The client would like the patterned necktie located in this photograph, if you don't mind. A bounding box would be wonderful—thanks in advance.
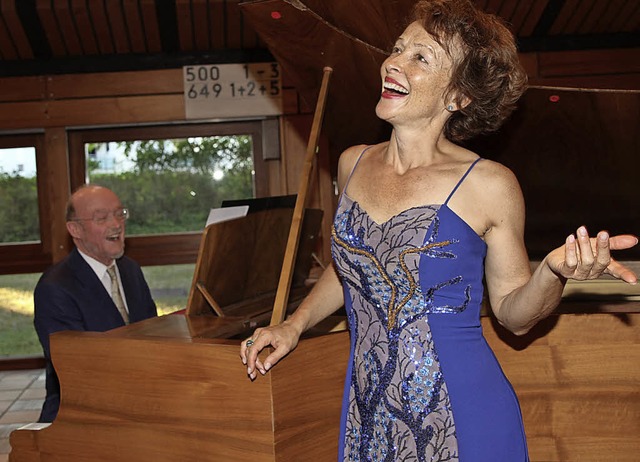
[107,265,129,324]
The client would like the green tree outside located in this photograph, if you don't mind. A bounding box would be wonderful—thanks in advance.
[0,134,255,241]
[0,172,39,243]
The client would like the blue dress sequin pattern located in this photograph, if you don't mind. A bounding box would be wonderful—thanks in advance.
[331,154,529,462]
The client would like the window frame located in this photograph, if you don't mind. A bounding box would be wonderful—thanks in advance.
[67,121,271,266]
[0,133,51,274]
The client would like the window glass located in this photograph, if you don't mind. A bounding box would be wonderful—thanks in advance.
[0,147,40,243]
[141,263,195,315]
[0,272,41,357]
[85,135,255,234]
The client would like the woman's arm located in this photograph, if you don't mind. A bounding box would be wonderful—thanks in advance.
[482,164,637,335]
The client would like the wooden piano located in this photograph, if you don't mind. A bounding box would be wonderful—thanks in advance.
[9,205,351,462]
[8,209,640,461]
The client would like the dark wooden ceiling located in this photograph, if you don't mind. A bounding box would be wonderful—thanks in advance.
[1,0,638,78]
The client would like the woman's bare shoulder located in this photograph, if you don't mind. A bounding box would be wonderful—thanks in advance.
[473,158,521,193]
[337,143,383,181]
[339,143,380,162]
[470,158,525,231]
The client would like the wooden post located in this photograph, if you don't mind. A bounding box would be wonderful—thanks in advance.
[270,67,333,326]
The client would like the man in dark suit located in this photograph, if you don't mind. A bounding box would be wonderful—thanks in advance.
[34,185,157,422]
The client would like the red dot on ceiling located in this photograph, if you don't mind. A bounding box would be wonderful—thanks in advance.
[549,95,560,103]
[271,11,282,19]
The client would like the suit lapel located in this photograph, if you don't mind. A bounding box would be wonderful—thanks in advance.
[68,249,107,295]
[69,248,125,326]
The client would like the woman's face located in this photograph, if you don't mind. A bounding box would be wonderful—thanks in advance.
[375,21,457,126]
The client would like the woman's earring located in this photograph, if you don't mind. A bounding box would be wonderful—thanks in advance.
[447,104,454,112]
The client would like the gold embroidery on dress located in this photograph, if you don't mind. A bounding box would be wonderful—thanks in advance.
[332,225,452,329]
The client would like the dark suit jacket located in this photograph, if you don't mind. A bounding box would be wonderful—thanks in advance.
[33,248,157,422]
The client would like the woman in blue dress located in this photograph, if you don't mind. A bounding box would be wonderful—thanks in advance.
[241,1,638,460]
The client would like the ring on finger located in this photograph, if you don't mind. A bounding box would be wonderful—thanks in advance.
[245,339,254,348]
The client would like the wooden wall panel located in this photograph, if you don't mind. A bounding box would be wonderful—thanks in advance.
[46,69,183,99]
[528,73,640,90]
[489,343,559,387]
[537,48,640,78]
[0,76,45,103]
[520,48,640,90]
[47,95,184,128]
[551,391,639,436]
[0,101,47,129]
[280,115,309,194]
[484,312,640,462]
[0,96,184,129]
[558,437,639,462]
[526,436,561,462]
[555,345,639,385]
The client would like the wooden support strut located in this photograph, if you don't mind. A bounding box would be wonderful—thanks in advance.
[270,66,333,326]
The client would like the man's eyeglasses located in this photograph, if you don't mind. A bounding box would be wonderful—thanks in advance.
[71,208,129,225]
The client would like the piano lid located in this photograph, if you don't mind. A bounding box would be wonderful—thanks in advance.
[186,204,323,318]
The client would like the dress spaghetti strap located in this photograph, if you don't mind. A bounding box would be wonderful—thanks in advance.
[444,157,483,206]
[342,146,373,196]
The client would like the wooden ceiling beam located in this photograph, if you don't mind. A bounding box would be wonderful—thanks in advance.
[192,0,210,50]
[518,0,550,37]
[123,0,147,53]
[140,0,162,53]
[209,0,226,49]
[0,13,18,60]
[36,0,66,56]
[1,0,33,59]
[87,0,114,54]
[105,0,131,53]
[53,0,83,55]
[176,0,194,51]
[71,0,99,55]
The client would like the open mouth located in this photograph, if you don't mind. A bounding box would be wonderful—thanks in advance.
[383,80,409,95]
[106,233,121,242]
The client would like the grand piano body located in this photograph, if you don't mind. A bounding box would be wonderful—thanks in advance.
[9,205,352,462]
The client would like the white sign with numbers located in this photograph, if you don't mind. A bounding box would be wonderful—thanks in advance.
[183,62,282,119]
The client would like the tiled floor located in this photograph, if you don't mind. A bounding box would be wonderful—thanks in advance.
[0,369,45,462]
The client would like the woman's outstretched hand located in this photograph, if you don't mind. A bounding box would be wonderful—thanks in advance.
[240,321,302,380]
[546,226,637,284]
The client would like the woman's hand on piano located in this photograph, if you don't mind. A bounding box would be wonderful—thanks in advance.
[241,319,303,380]
[241,263,346,379]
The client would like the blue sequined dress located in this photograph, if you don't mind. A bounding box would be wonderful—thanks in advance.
[331,151,529,461]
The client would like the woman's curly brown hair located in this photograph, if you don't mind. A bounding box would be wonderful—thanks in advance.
[411,0,528,141]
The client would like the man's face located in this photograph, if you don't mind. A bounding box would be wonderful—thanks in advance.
[66,187,126,266]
